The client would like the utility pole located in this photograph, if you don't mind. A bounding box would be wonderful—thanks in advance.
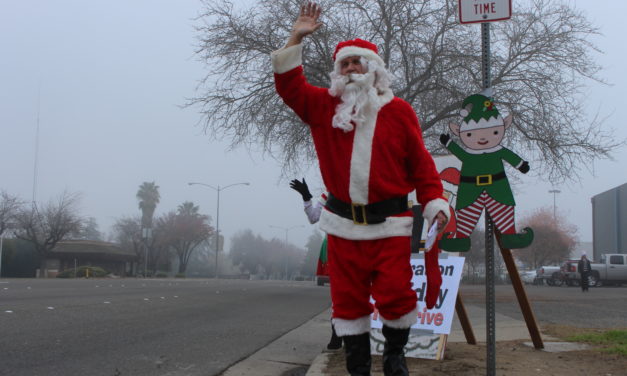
[549,189,561,221]
[189,182,250,278]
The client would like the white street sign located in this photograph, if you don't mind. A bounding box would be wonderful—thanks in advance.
[459,0,512,24]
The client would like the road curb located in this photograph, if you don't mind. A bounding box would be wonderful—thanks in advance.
[304,352,331,376]
[221,308,332,376]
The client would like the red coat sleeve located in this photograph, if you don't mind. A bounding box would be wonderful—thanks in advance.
[274,67,334,127]
[402,101,446,208]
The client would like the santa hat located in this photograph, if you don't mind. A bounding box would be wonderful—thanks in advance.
[459,88,505,132]
[333,38,385,71]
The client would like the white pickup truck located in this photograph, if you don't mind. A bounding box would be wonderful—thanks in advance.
[562,254,627,286]
[588,254,627,286]
[535,265,561,286]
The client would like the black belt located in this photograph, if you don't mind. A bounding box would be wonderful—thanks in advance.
[459,171,506,186]
[325,193,409,225]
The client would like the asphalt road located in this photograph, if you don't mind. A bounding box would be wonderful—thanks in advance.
[459,284,627,329]
[0,278,331,376]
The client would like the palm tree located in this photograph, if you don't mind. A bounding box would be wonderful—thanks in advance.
[136,182,160,229]
[177,201,199,217]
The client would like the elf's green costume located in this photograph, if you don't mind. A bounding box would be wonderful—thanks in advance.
[439,91,533,252]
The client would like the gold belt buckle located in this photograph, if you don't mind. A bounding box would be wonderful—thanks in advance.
[476,174,492,186]
[351,203,368,225]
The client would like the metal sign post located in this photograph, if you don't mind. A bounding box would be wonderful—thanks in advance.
[458,5,543,374]
[481,19,497,376]
[458,0,511,372]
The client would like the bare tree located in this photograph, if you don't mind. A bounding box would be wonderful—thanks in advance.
[191,0,621,180]
[70,216,103,241]
[0,191,23,236]
[169,202,213,274]
[230,229,263,275]
[149,212,176,274]
[229,228,305,279]
[13,191,82,272]
[514,207,577,269]
[112,216,143,259]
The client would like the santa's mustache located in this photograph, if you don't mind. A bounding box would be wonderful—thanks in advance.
[329,71,375,97]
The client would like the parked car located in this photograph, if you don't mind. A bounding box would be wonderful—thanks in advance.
[316,275,330,286]
[552,260,581,287]
[535,265,560,285]
[519,270,538,285]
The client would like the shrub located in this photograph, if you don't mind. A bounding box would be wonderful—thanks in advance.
[155,272,168,278]
[77,266,107,278]
[56,269,76,278]
[57,266,107,278]
[175,273,186,278]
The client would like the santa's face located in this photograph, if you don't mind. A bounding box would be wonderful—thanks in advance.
[339,56,366,75]
[460,125,506,150]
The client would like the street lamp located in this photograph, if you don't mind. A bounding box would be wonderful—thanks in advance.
[189,181,250,278]
[269,224,304,280]
[548,189,561,221]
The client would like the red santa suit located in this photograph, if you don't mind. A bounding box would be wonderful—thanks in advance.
[271,40,449,336]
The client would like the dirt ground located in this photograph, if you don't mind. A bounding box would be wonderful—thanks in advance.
[323,325,626,375]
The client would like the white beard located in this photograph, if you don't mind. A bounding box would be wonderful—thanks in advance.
[329,71,381,133]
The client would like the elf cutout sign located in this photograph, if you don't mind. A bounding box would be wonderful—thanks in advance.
[438,88,533,252]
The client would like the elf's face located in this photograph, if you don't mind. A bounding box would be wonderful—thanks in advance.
[460,125,506,150]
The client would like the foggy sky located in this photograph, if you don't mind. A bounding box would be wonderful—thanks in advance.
[1,0,626,254]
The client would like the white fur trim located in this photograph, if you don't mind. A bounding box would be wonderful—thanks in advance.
[304,200,322,224]
[378,89,394,107]
[459,116,503,132]
[271,44,303,74]
[348,108,377,203]
[515,160,524,169]
[319,210,413,240]
[422,198,450,227]
[333,315,371,336]
[379,306,418,329]
[334,46,385,70]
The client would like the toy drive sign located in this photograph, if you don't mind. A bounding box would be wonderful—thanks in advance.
[371,256,465,335]
[459,0,512,24]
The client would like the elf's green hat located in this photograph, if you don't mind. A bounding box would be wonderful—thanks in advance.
[459,88,504,132]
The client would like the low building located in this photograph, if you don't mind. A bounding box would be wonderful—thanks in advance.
[44,240,138,277]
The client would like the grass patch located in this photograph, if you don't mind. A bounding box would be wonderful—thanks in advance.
[566,330,627,356]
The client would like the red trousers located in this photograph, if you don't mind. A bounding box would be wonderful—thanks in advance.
[327,235,417,323]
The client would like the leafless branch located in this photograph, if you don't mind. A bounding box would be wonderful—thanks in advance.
[189,0,623,182]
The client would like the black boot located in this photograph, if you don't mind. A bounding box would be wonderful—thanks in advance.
[382,325,410,376]
[343,332,371,376]
[327,324,343,350]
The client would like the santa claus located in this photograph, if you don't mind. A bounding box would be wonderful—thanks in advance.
[271,2,449,375]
